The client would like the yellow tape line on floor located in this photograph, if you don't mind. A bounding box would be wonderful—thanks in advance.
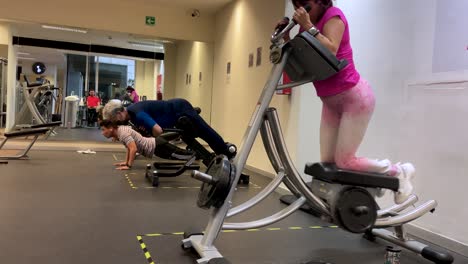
[140,225,339,237]
[136,225,339,263]
[125,174,138,190]
[136,236,155,264]
[124,174,261,190]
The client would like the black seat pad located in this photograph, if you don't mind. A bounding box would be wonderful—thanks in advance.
[28,122,62,129]
[159,131,181,141]
[4,128,50,138]
[305,162,399,191]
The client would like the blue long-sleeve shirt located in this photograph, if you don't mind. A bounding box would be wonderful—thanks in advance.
[127,99,191,133]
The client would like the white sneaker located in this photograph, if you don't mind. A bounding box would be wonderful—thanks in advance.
[394,163,415,204]
[375,159,392,198]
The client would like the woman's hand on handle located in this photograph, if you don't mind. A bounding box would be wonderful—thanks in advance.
[293,7,314,32]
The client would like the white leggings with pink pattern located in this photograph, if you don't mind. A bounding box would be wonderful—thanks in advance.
[320,78,398,176]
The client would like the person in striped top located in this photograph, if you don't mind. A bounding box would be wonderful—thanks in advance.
[100,120,156,170]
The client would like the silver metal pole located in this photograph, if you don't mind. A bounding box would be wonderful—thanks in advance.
[260,119,301,196]
[394,225,407,240]
[199,51,291,248]
[223,196,306,230]
[16,134,40,159]
[375,200,437,227]
[192,171,215,184]
[14,86,30,125]
[0,61,5,127]
[94,56,99,93]
[266,108,330,215]
[26,88,46,124]
[227,170,285,218]
[372,229,426,253]
[85,55,89,93]
[276,80,310,90]
[271,22,296,43]
[0,138,7,149]
[260,119,283,173]
[377,194,418,217]
[0,134,40,160]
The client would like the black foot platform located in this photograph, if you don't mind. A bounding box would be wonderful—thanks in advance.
[280,195,322,217]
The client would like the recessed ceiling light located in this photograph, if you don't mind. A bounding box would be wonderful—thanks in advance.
[17,52,31,56]
[18,57,37,61]
[128,41,164,49]
[42,25,88,34]
[155,39,173,44]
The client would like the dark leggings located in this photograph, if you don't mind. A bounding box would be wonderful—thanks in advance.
[154,136,192,159]
[172,99,229,156]
[87,108,97,125]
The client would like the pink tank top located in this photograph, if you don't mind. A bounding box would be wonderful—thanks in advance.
[311,7,360,97]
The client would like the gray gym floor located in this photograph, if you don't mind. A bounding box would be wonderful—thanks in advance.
[0,150,466,264]
[46,127,108,142]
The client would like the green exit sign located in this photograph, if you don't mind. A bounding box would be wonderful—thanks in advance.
[145,16,156,26]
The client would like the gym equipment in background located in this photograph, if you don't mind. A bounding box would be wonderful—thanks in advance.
[0,122,61,159]
[0,58,7,128]
[14,75,60,128]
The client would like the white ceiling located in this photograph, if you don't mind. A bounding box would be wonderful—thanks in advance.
[12,21,173,65]
[10,0,235,64]
[13,22,173,66]
[13,22,170,50]
[17,46,66,66]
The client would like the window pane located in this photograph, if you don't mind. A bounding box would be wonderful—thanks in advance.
[96,56,135,105]
[66,54,87,97]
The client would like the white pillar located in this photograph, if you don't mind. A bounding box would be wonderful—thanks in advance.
[5,25,17,131]
[160,60,165,95]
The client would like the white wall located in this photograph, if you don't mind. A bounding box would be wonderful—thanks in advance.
[0,45,7,58]
[431,0,468,73]
[397,0,468,249]
[154,59,163,100]
[135,60,156,100]
[0,23,8,45]
[212,0,297,174]
[0,23,8,58]
[163,45,177,100]
[5,25,17,131]
[174,41,214,122]
[291,0,468,250]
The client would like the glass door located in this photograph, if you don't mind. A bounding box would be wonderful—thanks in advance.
[92,56,135,105]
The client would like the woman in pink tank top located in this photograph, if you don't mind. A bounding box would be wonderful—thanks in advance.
[288,0,414,204]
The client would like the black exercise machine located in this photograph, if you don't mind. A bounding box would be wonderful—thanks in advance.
[144,109,249,187]
[0,122,62,160]
[0,128,50,160]
[15,121,62,139]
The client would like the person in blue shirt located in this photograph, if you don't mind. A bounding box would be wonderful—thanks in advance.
[103,98,233,159]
